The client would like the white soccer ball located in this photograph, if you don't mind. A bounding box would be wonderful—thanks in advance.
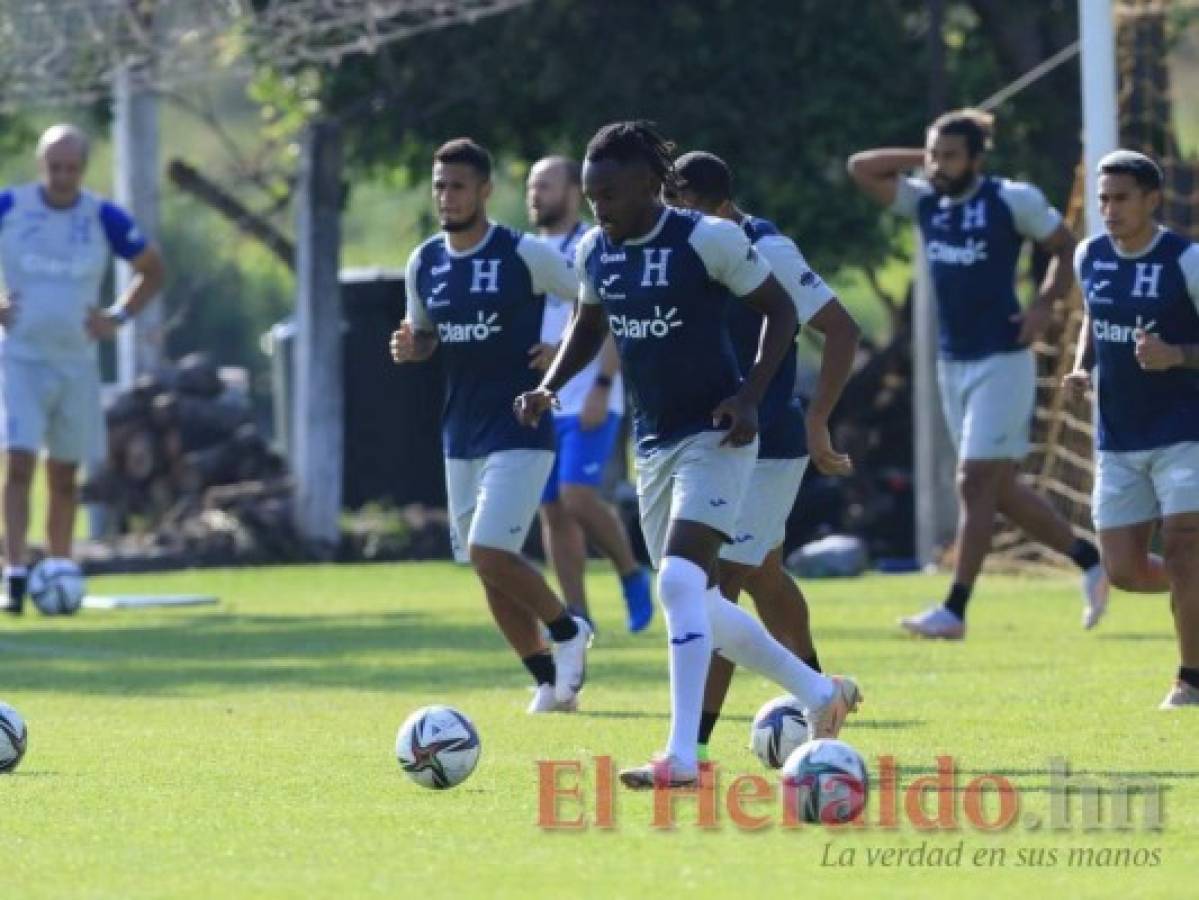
[29,558,86,616]
[750,694,809,769]
[395,705,481,789]
[0,702,28,774]
[781,738,869,825]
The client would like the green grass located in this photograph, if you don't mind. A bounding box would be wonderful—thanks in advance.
[0,564,1195,899]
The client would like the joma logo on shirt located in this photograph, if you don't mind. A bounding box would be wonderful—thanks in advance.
[1093,315,1156,344]
[437,311,502,343]
[926,238,988,266]
[609,306,682,339]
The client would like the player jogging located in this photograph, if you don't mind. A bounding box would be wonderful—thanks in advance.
[848,108,1108,638]
[525,155,653,633]
[1065,150,1199,709]
[516,122,861,789]
[392,139,590,714]
[666,150,861,760]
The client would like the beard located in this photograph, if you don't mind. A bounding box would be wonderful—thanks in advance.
[931,170,976,198]
[441,210,482,233]
[531,202,568,230]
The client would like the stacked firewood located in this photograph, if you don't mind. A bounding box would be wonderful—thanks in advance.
[83,353,288,534]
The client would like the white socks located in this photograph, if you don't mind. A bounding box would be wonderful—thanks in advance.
[704,585,834,709]
[656,556,712,770]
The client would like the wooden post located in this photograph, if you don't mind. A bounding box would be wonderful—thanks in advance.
[292,119,344,553]
[912,232,958,567]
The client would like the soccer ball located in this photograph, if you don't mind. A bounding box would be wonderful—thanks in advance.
[395,705,481,789]
[749,694,808,769]
[29,558,86,616]
[781,738,869,825]
[0,702,28,774]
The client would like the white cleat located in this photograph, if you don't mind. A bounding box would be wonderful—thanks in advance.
[1082,564,1110,630]
[552,616,593,704]
[806,676,863,741]
[526,683,578,714]
[1159,681,1199,710]
[899,605,965,640]
[618,753,699,791]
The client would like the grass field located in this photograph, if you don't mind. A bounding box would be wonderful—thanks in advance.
[0,563,1195,899]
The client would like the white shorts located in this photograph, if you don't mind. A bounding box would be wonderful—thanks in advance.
[636,429,758,569]
[937,349,1035,461]
[1,355,102,464]
[720,456,809,567]
[445,449,555,562]
[1093,443,1199,530]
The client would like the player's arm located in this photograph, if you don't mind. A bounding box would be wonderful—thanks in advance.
[392,251,438,364]
[804,300,860,476]
[846,148,926,208]
[90,202,165,339]
[580,334,621,429]
[721,274,797,447]
[515,299,608,427]
[1134,245,1199,371]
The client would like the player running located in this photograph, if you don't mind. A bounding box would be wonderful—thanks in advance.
[666,151,861,759]
[392,139,590,714]
[515,122,861,789]
[1065,150,1199,709]
[525,155,653,633]
[848,108,1109,638]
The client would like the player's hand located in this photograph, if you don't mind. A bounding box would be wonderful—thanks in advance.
[85,306,118,341]
[514,387,559,428]
[391,322,435,364]
[1062,368,1092,401]
[579,384,609,430]
[712,393,758,447]
[1135,331,1183,371]
[527,342,559,372]
[0,292,17,328]
[805,416,853,476]
[1012,302,1051,347]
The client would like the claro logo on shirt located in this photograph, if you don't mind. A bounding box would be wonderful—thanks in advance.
[18,252,95,278]
[438,311,502,343]
[925,238,988,266]
[1093,315,1156,344]
[609,306,683,339]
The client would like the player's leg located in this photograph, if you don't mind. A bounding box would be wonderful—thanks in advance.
[1093,448,1169,593]
[43,359,102,560]
[481,578,570,713]
[44,459,78,559]
[1,357,51,613]
[466,450,590,703]
[558,413,652,632]
[1150,444,1199,708]
[696,559,752,760]
[744,548,820,666]
[538,451,591,623]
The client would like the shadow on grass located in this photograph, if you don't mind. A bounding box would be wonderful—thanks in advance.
[0,611,679,697]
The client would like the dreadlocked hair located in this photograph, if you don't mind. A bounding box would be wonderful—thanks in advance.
[585,120,679,191]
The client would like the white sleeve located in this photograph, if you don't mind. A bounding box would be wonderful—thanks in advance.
[754,235,835,324]
[517,234,577,300]
[1180,243,1199,316]
[1000,180,1063,242]
[404,248,433,332]
[1072,240,1089,285]
[890,176,932,219]
[574,228,603,306]
[689,217,772,298]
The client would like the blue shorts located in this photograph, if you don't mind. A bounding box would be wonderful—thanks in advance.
[542,413,622,504]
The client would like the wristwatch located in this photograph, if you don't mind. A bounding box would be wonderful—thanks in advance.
[595,374,614,389]
[110,306,132,326]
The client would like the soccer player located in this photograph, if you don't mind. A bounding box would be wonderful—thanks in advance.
[391,138,591,714]
[666,151,861,759]
[1065,150,1199,709]
[848,108,1109,638]
[1,124,164,613]
[525,156,653,633]
[515,122,861,789]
